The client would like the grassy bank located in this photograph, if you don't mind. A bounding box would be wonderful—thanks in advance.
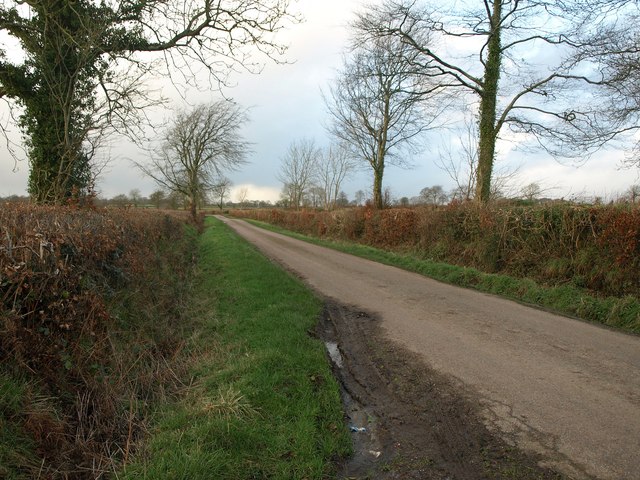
[240,219,640,335]
[121,217,350,479]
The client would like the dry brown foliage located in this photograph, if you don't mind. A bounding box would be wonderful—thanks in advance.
[1,204,196,478]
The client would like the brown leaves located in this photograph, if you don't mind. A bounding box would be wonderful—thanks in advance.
[1,205,186,342]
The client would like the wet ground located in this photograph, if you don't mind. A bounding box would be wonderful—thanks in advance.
[319,302,568,480]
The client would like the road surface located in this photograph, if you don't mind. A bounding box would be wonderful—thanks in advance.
[217,216,640,480]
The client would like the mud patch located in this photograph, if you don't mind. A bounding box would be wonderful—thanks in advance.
[319,301,566,480]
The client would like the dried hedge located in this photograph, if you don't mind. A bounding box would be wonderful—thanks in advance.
[1,204,196,479]
[231,203,640,298]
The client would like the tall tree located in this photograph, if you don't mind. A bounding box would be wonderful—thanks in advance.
[236,186,249,208]
[149,189,166,208]
[277,138,320,210]
[129,188,142,207]
[0,0,293,203]
[360,0,612,203]
[325,7,443,209]
[419,185,448,205]
[137,100,248,221]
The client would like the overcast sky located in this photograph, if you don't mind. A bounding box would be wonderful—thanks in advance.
[1,0,639,203]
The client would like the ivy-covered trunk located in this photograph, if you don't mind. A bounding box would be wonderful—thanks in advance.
[2,0,97,204]
[372,165,384,209]
[475,0,503,204]
[24,95,91,204]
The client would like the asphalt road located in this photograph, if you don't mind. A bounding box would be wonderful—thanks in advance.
[217,216,640,480]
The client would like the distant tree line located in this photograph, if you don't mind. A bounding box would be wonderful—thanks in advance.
[89,189,275,210]
[3,182,639,208]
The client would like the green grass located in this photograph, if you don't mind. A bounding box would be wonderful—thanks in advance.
[0,372,39,480]
[243,219,640,335]
[122,217,351,479]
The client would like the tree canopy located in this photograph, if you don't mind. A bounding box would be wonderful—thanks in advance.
[357,0,624,203]
[0,0,293,203]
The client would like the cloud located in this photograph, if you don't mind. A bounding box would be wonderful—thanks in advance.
[513,151,639,200]
[230,184,281,203]
[0,159,28,196]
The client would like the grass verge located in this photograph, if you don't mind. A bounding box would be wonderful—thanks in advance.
[242,219,640,335]
[121,216,350,479]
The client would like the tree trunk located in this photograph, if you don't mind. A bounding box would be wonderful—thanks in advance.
[189,196,197,222]
[372,166,384,209]
[475,0,503,204]
[19,1,95,204]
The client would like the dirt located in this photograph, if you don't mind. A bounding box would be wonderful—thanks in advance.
[318,302,565,480]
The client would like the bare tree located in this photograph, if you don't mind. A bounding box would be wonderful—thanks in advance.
[521,183,543,202]
[307,186,325,209]
[211,177,233,210]
[166,190,185,210]
[137,100,248,221]
[419,185,448,205]
[315,144,356,210]
[625,184,640,204]
[236,186,249,208]
[359,0,617,203]
[437,115,520,202]
[382,186,394,208]
[336,191,350,207]
[278,184,293,208]
[0,0,294,203]
[569,2,640,166]
[326,8,445,210]
[149,189,166,209]
[277,138,320,210]
[129,189,142,207]
[111,193,129,207]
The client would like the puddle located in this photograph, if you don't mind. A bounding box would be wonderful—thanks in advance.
[325,341,344,368]
[322,319,386,477]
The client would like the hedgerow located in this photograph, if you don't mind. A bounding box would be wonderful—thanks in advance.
[0,204,197,479]
[231,202,640,298]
